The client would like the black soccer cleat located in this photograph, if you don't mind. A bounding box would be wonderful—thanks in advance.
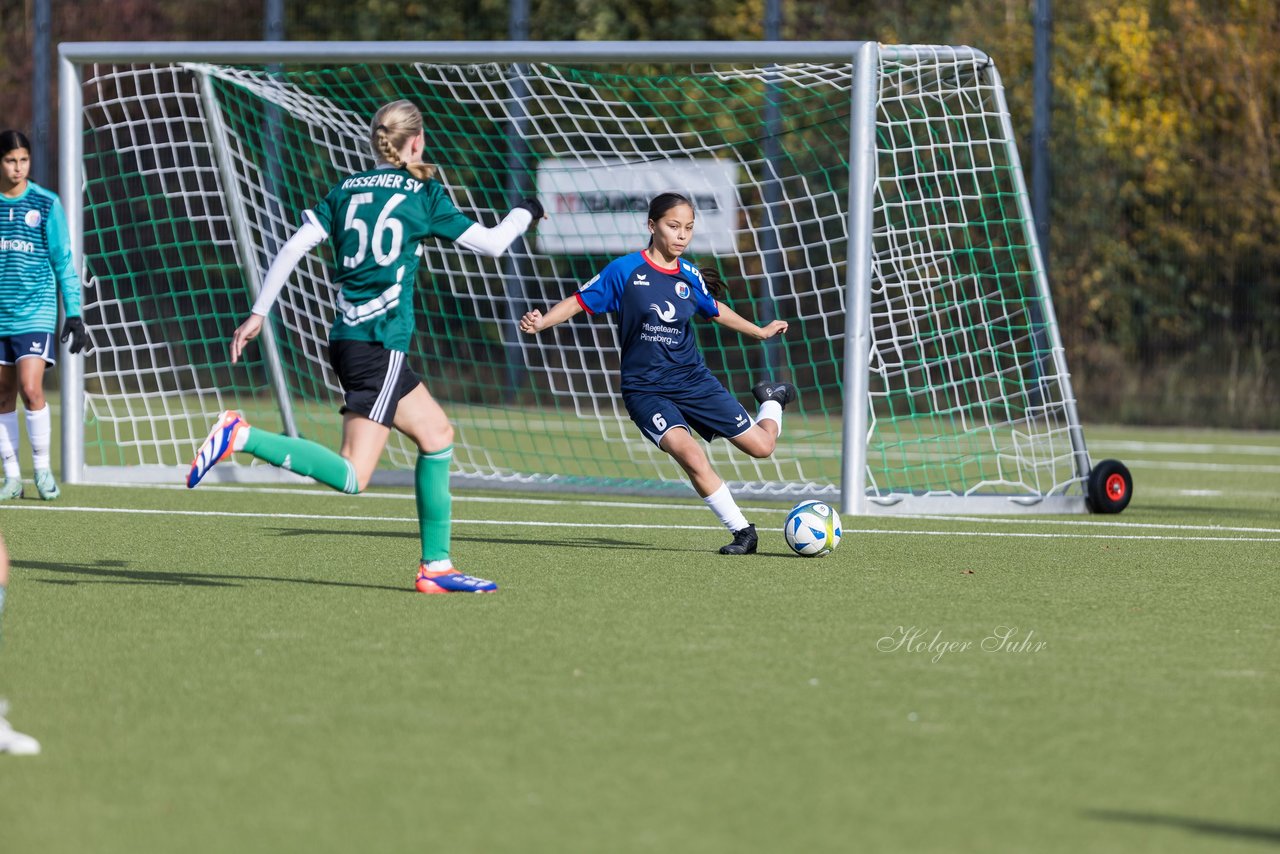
[752,381,799,409]
[719,523,759,555]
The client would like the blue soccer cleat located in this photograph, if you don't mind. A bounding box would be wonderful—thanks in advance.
[187,410,248,488]
[415,564,498,594]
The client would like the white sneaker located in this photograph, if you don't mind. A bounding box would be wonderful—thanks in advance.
[0,703,41,755]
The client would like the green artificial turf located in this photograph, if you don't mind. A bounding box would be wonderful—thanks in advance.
[0,425,1276,853]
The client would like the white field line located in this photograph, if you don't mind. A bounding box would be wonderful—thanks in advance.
[1121,459,1280,473]
[825,455,1280,472]
[3,504,1278,543]
[80,482,1280,535]
[905,514,1280,536]
[1091,440,1280,457]
[781,451,1280,470]
[1144,488,1280,499]
[88,480,706,506]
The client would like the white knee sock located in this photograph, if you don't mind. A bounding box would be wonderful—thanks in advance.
[0,411,19,478]
[26,406,52,471]
[703,483,750,533]
[756,399,783,438]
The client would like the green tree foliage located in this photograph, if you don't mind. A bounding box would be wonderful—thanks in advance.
[0,0,261,172]
[287,0,510,40]
[5,0,1275,425]
[945,0,1277,424]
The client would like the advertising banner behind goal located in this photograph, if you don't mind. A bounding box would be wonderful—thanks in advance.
[535,157,738,255]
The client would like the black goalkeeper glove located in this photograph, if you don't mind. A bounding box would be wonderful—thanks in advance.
[514,197,545,221]
[61,317,88,354]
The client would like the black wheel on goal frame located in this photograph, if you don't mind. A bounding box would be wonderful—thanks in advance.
[1086,459,1133,514]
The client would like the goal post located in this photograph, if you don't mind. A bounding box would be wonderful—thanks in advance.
[58,40,1099,514]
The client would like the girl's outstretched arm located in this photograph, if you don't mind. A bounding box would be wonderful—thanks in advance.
[519,295,585,334]
[710,301,788,340]
[230,221,326,363]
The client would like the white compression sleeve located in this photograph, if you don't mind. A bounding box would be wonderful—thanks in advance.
[453,207,534,258]
[251,220,328,316]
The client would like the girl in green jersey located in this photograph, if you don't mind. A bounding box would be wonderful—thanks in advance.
[188,101,543,594]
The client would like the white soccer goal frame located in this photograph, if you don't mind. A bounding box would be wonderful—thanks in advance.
[57,40,1096,515]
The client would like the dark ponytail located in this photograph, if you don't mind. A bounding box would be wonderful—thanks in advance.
[696,264,726,300]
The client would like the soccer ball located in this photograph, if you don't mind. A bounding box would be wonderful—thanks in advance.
[784,500,842,557]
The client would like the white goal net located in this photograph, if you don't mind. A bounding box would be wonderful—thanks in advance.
[59,41,1093,513]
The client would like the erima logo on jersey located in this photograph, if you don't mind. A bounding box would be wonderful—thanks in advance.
[0,238,37,253]
[735,413,747,425]
[633,273,649,286]
[24,210,41,229]
[649,301,677,323]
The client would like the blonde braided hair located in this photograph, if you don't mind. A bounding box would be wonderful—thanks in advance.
[370,100,437,181]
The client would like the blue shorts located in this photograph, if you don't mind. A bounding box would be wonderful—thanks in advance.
[623,375,754,447]
[0,332,56,366]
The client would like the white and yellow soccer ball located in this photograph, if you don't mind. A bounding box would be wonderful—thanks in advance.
[784,500,842,557]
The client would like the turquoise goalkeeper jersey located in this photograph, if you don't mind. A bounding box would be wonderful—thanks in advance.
[0,181,81,337]
[305,166,475,353]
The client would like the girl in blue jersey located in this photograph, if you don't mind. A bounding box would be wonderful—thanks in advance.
[519,192,797,555]
[187,101,543,593]
[0,130,87,502]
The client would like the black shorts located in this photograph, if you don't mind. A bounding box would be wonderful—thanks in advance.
[328,339,422,427]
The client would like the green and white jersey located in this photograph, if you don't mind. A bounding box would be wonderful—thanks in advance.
[305,166,475,353]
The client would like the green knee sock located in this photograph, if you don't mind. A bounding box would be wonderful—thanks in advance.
[416,446,453,562]
[243,429,359,494]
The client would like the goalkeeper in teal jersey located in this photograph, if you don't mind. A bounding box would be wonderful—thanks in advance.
[187,100,543,594]
[0,130,88,502]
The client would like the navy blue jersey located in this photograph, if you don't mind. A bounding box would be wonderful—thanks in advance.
[575,250,720,393]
